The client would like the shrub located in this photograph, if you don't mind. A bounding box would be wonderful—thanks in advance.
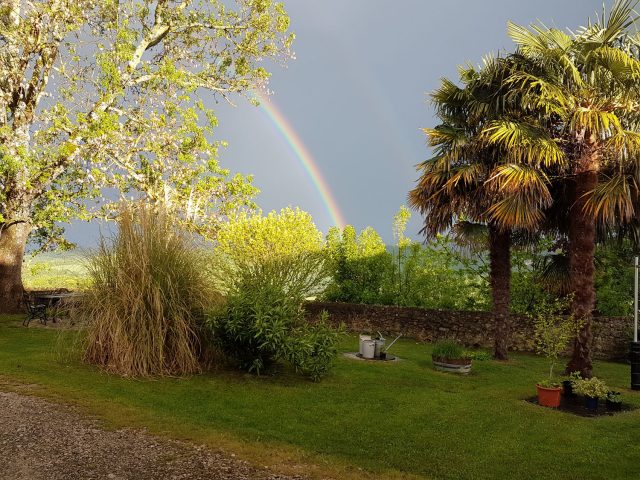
[81,204,218,377]
[606,391,622,404]
[285,312,343,380]
[210,264,340,380]
[210,208,340,380]
[213,208,328,298]
[432,340,467,360]
[324,225,394,304]
[573,377,609,399]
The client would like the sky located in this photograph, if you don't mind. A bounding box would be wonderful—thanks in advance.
[66,0,606,246]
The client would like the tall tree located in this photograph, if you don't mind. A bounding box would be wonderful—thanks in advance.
[409,60,553,360]
[0,0,293,312]
[482,0,640,376]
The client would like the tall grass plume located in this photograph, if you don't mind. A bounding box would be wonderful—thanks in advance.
[82,204,217,377]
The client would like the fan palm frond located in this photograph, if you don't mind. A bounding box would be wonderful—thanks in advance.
[535,252,572,295]
[452,220,489,253]
[577,0,640,46]
[482,120,565,167]
[582,173,637,225]
[569,107,621,137]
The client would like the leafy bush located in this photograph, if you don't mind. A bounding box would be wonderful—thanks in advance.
[324,225,393,304]
[389,235,490,311]
[594,240,636,316]
[211,264,340,380]
[324,220,489,310]
[213,208,328,298]
[285,312,343,380]
[606,391,622,403]
[432,340,467,360]
[573,377,609,399]
[81,204,218,377]
[210,208,340,380]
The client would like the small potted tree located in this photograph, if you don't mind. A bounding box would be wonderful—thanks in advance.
[431,340,472,374]
[573,377,609,410]
[531,298,578,408]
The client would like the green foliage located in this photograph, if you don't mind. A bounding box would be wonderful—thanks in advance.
[210,208,339,380]
[531,296,579,386]
[567,370,583,384]
[431,340,467,360]
[324,225,393,304]
[286,311,343,381]
[607,391,623,403]
[573,377,610,399]
[392,234,490,310]
[81,204,218,377]
[210,265,340,381]
[464,350,492,361]
[1,0,293,251]
[213,207,328,298]
[594,240,636,316]
[324,208,490,310]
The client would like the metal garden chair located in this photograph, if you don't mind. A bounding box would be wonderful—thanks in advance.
[22,293,49,327]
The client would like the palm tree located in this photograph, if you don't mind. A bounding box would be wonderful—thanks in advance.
[480,0,640,376]
[409,60,552,360]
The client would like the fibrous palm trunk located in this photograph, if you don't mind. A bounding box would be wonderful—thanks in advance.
[0,221,30,313]
[566,168,598,378]
[490,225,512,360]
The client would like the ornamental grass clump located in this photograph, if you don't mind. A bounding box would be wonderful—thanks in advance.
[82,204,218,377]
[431,340,467,360]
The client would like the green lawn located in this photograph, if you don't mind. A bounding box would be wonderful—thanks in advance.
[1,314,638,480]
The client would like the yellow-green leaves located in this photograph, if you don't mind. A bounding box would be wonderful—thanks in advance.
[217,208,324,266]
[482,120,565,167]
[583,173,637,225]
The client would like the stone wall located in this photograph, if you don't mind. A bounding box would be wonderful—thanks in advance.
[305,301,632,360]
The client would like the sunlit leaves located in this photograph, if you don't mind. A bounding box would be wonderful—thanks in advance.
[583,173,637,225]
[482,120,565,167]
[569,107,621,137]
[484,164,552,230]
[0,0,293,251]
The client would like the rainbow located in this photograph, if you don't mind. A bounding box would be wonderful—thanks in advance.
[255,92,346,229]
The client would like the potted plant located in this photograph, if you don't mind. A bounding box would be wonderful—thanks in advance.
[573,377,609,410]
[531,297,579,408]
[605,391,623,412]
[431,340,472,374]
[562,371,581,399]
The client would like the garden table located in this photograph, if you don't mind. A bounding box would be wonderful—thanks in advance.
[33,293,84,322]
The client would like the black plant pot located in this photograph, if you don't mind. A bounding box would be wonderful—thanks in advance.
[606,399,622,412]
[562,380,576,398]
[584,396,599,411]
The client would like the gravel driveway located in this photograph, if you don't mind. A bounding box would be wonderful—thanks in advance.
[0,390,306,480]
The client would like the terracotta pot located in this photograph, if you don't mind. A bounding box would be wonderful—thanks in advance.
[536,384,562,407]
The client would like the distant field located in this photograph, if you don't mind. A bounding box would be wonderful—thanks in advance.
[23,251,90,291]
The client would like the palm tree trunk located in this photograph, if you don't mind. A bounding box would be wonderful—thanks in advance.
[0,221,30,313]
[490,225,511,360]
[566,169,598,378]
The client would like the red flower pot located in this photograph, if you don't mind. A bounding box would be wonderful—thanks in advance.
[536,384,562,407]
